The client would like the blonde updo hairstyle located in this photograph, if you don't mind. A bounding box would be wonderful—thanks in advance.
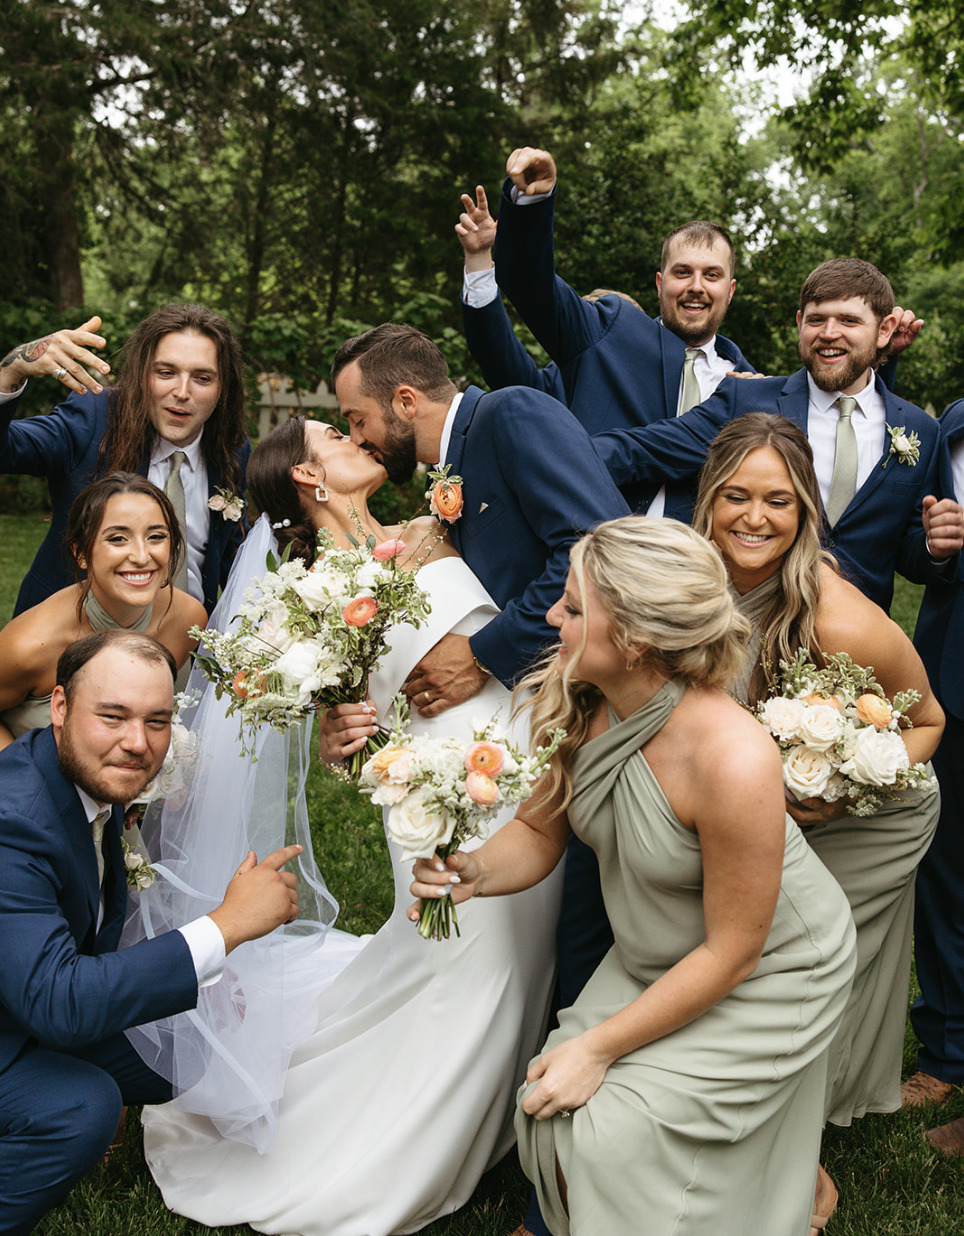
[691,413,835,703]
[523,516,750,815]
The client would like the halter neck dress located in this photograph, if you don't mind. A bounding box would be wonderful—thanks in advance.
[731,576,940,1125]
[516,679,856,1235]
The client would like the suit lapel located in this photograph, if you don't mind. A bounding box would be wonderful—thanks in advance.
[839,385,906,522]
[442,388,482,555]
[658,324,685,419]
[777,370,810,433]
[36,729,102,925]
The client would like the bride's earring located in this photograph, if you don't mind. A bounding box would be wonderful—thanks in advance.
[315,483,329,503]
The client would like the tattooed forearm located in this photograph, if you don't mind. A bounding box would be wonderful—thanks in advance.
[0,338,50,370]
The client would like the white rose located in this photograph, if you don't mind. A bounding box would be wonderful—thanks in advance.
[292,570,336,612]
[274,641,324,703]
[783,745,834,801]
[208,493,227,512]
[354,561,384,590]
[257,604,296,654]
[385,788,457,862]
[839,727,909,786]
[797,703,844,752]
[224,500,244,522]
[759,697,805,742]
[894,434,911,453]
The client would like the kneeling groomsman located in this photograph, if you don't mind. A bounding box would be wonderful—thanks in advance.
[0,630,302,1234]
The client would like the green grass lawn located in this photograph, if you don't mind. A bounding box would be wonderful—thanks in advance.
[2,512,961,1235]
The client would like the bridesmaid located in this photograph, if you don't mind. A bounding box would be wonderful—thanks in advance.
[414,516,856,1236]
[0,472,205,747]
[692,413,943,1229]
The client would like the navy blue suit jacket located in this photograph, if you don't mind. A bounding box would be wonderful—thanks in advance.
[914,399,964,720]
[0,387,250,616]
[444,385,629,686]
[488,180,755,436]
[0,727,198,1075]
[593,370,945,613]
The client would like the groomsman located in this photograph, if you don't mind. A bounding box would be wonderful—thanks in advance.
[906,396,964,1149]
[593,257,964,613]
[0,630,301,1232]
[0,304,250,616]
[330,322,628,712]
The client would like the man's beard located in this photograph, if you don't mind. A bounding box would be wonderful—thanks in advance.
[802,338,878,393]
[58,718,156,804]
[372,409,419,485]
[659,295,729,347]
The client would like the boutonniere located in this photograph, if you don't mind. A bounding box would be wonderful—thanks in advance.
[426,465,464,524]
[208,486,246,521]
[122,836,156,890]
[883,426,921,468]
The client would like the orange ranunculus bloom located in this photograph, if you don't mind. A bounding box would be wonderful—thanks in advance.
[430,481,463,523]
[465,771,500,806]
[464,740,505,777]
[855,693,894,728]
[343,595,378,627]
[233,669,264,698]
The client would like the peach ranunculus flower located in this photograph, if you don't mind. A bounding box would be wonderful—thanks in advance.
[372,539,406,562]
[465,771,500,806]
[804,692,842,710]
[464,740,505,777]
[855,693,895,729]
[430,480,463,523]
[368,746,417,805]
[343,595,378,627]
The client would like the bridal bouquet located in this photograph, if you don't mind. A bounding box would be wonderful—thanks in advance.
[359,701,564,940]
[191,532,431,764]
[756,649,936,816]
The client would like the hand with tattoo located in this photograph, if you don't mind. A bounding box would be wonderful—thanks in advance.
[0,316,110,396]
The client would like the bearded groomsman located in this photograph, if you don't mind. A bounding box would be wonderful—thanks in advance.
[593,257,963,613]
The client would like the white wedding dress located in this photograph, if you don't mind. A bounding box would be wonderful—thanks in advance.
[138,547,564,1236]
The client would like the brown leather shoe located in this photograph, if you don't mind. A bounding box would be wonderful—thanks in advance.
[925,1116,964,1155]
[901,1071,956,1107]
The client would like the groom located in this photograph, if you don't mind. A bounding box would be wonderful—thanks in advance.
[331,323,629,714]
[0,629,302,1233]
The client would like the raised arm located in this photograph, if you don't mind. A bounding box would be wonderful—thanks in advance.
[0,317,109,397]
[494,148,615,366]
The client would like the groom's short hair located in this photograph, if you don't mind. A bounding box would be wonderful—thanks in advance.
[331,323,456,405]
[57,630,177,703]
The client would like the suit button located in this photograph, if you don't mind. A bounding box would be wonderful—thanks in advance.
[827,537,836,547]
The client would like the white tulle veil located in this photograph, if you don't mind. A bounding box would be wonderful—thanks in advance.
[123,514,354,1153]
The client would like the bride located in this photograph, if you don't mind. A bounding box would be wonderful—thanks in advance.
[126,416,563,1235]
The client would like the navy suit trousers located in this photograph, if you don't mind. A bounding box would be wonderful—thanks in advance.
[0,1034,171,1234]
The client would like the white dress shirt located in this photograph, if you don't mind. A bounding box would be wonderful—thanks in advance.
[75,785,225,985]
[436,391,465,471]
[805,372,887,510]
[148,433,210,605]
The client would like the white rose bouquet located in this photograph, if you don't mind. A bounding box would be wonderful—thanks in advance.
[191,531,432,768]
[756,649,936,817]
[359,700,564,940]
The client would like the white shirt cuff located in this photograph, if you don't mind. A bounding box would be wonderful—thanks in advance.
[462,267,499,308]
[179,915,227,988]
[509,184,554,206]
[0,381,26,403]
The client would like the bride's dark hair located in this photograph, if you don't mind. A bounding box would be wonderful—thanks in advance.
[247,416,322,566]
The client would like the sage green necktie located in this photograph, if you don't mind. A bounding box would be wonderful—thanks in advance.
[680,348,702,415]
[91,807,110,889]
[825,395,858,527]
[165,450,189,592]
